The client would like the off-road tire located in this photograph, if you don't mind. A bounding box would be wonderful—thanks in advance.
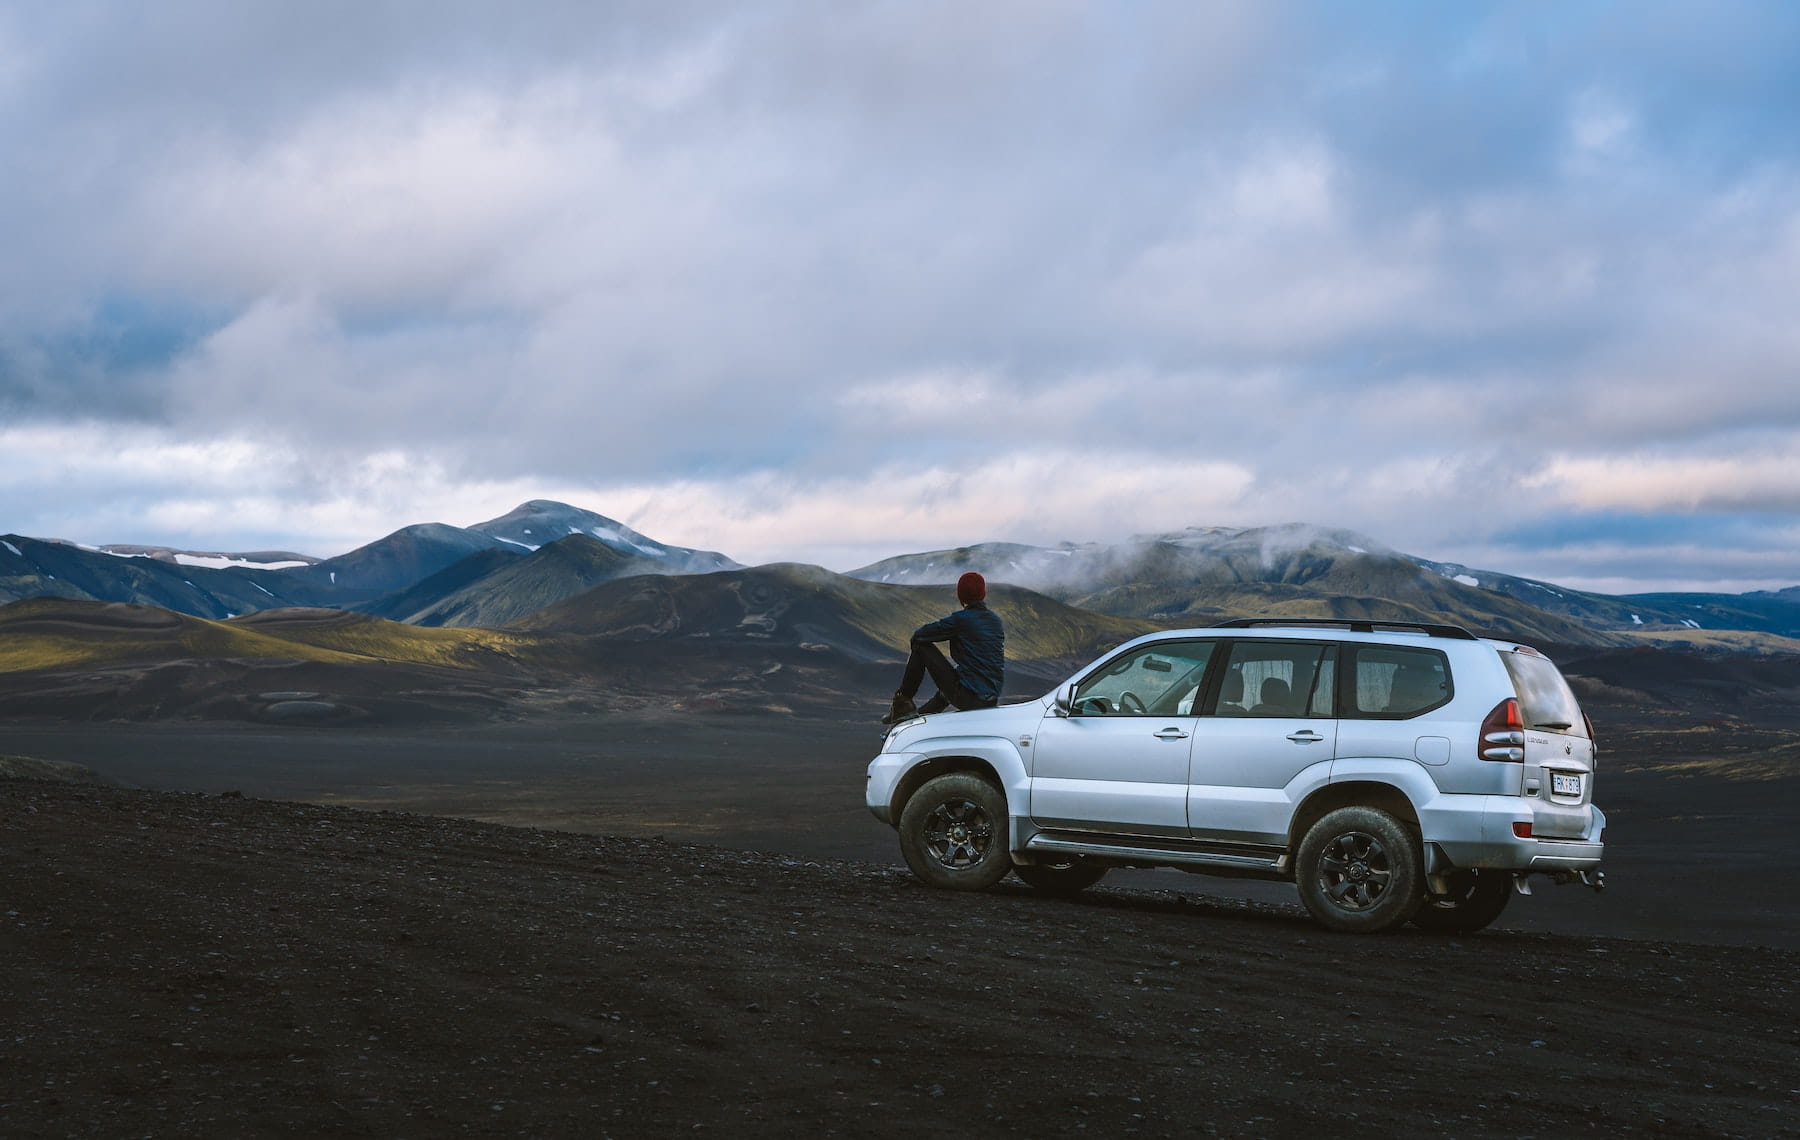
[897,774,1012,891]
[1295,806,1424,933]
[1411,868,1512,933]
[1013,860,1109,895]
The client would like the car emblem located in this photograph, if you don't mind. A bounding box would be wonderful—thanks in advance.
[1565,743,1572,755]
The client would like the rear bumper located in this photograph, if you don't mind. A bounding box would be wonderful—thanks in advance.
[1422,795,1605,873]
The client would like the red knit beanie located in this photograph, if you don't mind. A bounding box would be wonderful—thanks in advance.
[956,571,987,605]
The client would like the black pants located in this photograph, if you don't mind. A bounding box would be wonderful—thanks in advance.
[899,641,995,714]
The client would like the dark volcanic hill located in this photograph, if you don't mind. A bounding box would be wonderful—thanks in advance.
[0,583,1135,723]
[360,534,666,628]
[513,563,1153,666]
[0,597,549,723]
[356,546,527,623]
[275,522,514,596]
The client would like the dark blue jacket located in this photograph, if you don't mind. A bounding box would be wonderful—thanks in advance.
[912,602,1005,702]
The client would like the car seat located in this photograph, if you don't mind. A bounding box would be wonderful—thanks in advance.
[1250,676,1292,715]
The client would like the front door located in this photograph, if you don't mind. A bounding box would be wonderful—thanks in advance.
[1029,640,1217,837]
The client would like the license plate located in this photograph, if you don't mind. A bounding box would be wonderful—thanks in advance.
[1551,773,1582,797]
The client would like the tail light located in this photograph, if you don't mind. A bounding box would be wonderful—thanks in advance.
[1583,712,1598,760]
[1512,821,1533,838]
[1480,698,1525,762]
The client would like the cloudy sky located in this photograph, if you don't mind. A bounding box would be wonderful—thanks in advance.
[3,1,1798,593]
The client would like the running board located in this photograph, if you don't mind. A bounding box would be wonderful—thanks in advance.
[1025,833,1286,874]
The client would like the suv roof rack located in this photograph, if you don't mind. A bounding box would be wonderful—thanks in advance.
[1210,617,1478,641]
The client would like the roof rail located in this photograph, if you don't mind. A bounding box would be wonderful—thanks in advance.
[1209,617,1478,641]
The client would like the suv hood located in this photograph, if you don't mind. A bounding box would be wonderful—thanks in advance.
[883,697,1048,748]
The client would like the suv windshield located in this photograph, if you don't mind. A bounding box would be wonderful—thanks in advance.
[1501,649,1588,736]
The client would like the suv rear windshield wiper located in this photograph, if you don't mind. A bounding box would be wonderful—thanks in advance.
[1533,721,1572,730]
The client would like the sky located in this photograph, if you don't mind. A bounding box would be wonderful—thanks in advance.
[2,1,1798,595]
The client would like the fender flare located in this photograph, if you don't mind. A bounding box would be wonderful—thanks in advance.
[887,735,1029,844]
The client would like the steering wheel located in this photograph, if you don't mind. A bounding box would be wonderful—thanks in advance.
[1117,691,1147,715]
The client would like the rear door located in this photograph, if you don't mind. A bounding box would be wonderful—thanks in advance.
[1029,639,1217,838]
[1333,642,1455,768]
[1186,639,1338,846]
[1501,647,1596,837]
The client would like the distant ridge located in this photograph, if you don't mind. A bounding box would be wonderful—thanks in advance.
[4,505,1797,645]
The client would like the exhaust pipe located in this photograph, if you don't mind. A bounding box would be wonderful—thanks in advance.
[1516,868,1606,895]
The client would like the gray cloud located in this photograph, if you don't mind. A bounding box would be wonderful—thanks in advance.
[1,1,1798,592]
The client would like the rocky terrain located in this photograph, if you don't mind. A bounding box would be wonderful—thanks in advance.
[4,776,1796,1139]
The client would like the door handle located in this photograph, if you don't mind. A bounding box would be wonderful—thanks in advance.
[1286,730,1326,743]
[1153,728,1190,740]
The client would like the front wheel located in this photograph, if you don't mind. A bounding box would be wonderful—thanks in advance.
[1013,859,1109,895]
[1411,869,1512,933]
[897,773,1013,891]
[1295,806,1423,933]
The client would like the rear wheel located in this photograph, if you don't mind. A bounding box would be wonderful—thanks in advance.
[897,773,1012,891]
[1411,869,1512,933]
[1013,859,1109,895]
[1295,806,1423,933]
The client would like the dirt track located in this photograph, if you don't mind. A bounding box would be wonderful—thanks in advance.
[3,779,1795,1138]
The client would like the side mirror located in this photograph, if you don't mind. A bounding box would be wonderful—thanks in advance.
[1052,683,1076,717]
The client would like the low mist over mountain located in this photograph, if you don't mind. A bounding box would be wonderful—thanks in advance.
[849,524,1800,645]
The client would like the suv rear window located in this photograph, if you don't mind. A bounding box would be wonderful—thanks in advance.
[1345,645,1451,718]
[1501,649,1588,737]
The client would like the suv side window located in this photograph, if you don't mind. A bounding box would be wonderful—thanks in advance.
[1070,640,1216,717]
[1213,640,1336,718]
[1344,644,1451,718]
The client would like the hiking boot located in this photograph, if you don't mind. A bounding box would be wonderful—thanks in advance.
[880,690,917,725]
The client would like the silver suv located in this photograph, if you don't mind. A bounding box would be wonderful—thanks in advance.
[865,619,1605,933]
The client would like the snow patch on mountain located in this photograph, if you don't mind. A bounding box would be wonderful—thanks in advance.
[173,554,310,571]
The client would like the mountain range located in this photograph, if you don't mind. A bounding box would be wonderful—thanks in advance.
[6,500,1800,652]
[846,524,1800,646]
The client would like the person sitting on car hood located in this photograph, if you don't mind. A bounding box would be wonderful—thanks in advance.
[882,571,1005,724]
